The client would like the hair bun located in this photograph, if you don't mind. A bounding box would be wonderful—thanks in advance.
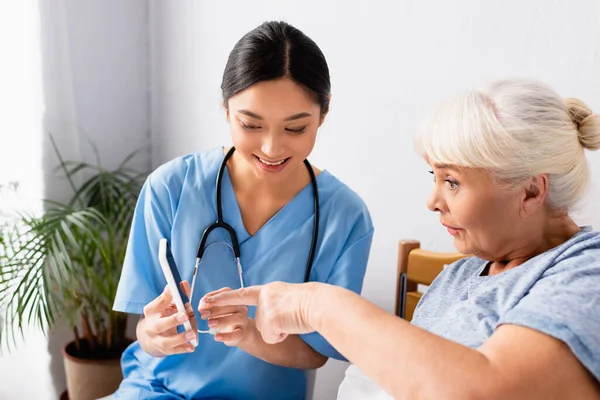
[565,97,600,151]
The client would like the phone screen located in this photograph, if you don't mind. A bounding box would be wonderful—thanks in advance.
[164,241,190,304]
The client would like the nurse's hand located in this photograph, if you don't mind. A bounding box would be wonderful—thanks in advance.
[202,282,322,345]
[138,281,198,357]
[198,287,251,347]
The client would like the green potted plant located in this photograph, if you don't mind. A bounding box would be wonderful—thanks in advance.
[0,138,147,400]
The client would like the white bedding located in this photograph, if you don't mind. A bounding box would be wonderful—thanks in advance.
[336,364,393,400]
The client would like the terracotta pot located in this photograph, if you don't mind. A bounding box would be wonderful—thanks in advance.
[62,340,126,400]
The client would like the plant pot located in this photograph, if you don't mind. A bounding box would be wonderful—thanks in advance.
[62,340,130,400]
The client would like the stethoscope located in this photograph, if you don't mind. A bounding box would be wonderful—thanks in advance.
[189,147,319,309]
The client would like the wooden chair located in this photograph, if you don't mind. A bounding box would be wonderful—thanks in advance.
[395,240,466,321]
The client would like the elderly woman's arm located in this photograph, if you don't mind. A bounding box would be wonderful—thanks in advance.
[204,282,600,400]
[309,284,599,400]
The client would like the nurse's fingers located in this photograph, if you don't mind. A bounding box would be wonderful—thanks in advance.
[155,329,197,354]
[183,297,198,332]
[169,342,196,354]
[160,303,178,318]
[180,280,191,298]
[214,327,244,346]
[154,309,191,334]
[203,286,263,307]
[207,312,246,333]
[199,305,246,319]
[143,285,173,317]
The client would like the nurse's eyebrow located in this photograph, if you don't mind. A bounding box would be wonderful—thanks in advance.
[237,110,312,121]
[238,110,263,120]
[284,112,312,121]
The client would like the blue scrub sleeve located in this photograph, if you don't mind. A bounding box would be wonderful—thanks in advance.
[113,175,173,315]
[300,230,374,360]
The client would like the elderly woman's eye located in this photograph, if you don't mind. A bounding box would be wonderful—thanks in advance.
[445,179,459,189]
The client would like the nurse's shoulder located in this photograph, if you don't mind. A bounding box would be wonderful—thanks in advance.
[145,147,223,203]
[319,171,373,236]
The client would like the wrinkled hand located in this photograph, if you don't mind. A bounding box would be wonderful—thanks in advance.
[199,287,251,346]
[203,282,319,344]
[140,281,198,356]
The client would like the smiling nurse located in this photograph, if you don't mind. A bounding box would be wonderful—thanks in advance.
[112,21,374,399]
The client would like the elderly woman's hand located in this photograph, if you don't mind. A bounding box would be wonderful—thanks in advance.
[201,282,324,344]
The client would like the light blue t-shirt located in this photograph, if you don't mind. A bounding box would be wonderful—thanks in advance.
[413,226,600,382]
[113,148,374,399]
[337,227,600,400]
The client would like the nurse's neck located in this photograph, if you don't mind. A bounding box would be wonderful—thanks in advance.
[227,149,314,200]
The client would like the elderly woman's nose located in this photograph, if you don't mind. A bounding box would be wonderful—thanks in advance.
[426,188,440,212]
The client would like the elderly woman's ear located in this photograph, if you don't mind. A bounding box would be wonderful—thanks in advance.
[520,174,549,217]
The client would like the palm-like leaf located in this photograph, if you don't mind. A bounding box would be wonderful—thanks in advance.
[0,139,146,356]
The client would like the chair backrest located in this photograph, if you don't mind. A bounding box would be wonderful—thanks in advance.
[395,239,466,321]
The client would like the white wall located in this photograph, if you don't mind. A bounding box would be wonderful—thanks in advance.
[41,0,151,396]
[0,1,150,399]
[149,1,600,399]
[42,0,151,184]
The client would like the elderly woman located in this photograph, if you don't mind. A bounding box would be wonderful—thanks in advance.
[200,78,600,399]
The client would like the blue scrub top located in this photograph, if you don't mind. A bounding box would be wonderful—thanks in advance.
[113,148,374,399]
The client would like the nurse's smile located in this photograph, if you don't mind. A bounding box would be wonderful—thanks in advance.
[254,155,291,173]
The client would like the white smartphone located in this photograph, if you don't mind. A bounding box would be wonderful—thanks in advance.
[158,238,198,347]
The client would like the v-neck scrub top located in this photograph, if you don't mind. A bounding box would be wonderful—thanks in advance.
[113,147,374,400]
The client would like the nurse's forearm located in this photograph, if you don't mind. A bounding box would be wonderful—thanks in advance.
[309,285,492,399]
[238,319,327,369]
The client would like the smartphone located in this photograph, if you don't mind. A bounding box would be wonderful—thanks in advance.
[158,238,198,347]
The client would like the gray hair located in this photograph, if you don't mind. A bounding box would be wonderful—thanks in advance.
[414,78,600,210]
